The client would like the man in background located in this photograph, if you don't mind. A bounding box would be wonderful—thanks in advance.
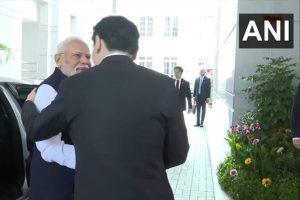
[22,16,189,200]
[193,68,211,127]
[174,66,192,113]
[24,36,91,200]
[292,84,300,149]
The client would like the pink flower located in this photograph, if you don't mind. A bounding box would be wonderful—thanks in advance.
[231,124,240,134]
[249,123,256,131]
[238,126,243,132]
[254,122,261,130]
[229,169,238,177]
[252,138,260,145]
[243,129,250,136]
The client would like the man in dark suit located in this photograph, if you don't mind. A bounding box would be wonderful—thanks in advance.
[24,37,91,200]
[193,68,211,127]
[174,66,192,112]
[292,84,300,149]
[22,16,189,200]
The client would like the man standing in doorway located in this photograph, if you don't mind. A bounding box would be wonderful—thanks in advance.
[292,84,300,149]
[174,66,192,113]
[193,68,211,127]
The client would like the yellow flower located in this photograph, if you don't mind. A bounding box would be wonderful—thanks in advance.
[262,178,271,187]
[235,143,242,150]
[244,157,252,165]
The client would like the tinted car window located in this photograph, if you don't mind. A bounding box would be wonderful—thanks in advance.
[0,82,36,200]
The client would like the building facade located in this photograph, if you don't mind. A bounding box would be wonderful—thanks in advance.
[0,0,299,128]
[215,0,300,126]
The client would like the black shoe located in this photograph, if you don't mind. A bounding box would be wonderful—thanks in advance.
[194,124,200,127]
[200,124,204,127]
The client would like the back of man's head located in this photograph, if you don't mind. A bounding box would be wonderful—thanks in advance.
[92,16,139,55]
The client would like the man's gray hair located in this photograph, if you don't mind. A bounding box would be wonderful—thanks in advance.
[56,36,84,53]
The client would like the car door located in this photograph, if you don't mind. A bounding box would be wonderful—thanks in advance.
[0,82,36,200]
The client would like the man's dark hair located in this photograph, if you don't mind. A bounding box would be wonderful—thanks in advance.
[92,16,139,55]
[174,66,183,73]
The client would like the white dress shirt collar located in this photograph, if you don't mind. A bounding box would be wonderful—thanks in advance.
[106,51,129,58]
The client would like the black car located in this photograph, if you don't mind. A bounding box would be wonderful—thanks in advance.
[0,77,36,200]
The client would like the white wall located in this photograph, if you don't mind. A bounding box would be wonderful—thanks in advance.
[22,22,38,81]
[1,0,109,82]
[215,0,300,124]
[0,1,23,79]
[214,0,238,126]
[0,0,38,80]
[233,0,300,122]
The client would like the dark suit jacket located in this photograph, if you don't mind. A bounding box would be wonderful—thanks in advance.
[292,84,300,138]
[22,55,189,200]
[193,76,211,102]
[176,79,192,110]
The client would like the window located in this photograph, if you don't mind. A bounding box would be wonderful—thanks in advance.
[163,57,177,77]
[140,18,146,37]
[164,16,178,37]
[140,17,153,37]
[70,15,77,35]
[139,56,152,69]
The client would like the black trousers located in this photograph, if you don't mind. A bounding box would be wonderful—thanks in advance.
[196,97,206,125]
[29,146,75,200]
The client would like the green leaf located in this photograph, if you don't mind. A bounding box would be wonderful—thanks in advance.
[0,43,12,63]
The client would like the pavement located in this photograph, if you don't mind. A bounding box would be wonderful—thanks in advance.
[167,99,232,200]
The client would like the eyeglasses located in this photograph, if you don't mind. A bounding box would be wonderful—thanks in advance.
[59,52,91,60]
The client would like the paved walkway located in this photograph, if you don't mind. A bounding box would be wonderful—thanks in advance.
[167,99,232,200]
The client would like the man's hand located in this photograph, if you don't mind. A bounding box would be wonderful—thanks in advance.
[205,98,210,103]
[26,88,37,102]
[293,138,300,149]
[193,97,197,104]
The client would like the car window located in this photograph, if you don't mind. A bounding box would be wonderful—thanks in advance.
[0,89,25,199]
[5,83,37,107]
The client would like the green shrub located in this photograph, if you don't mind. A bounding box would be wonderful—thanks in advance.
[241,57,298,132]
[218,156,300,200]
[217,57,300,200]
